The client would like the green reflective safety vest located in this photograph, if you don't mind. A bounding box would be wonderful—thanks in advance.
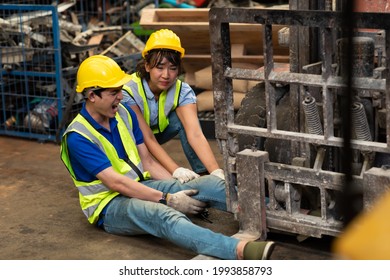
[60,103,151,224]
[123,73,181,134]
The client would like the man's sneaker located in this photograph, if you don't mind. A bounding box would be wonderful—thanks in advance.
[243,241,276,260]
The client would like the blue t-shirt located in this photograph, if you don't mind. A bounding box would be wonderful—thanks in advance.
[122,79,196,127]
[66,103,144,182]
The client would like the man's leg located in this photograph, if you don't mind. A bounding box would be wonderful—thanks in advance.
[143,175,227,211]
[102,195,239,259]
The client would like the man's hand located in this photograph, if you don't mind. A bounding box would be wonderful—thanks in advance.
[167,189,206,215]
[172,167,200,183]
[210,168,225,180]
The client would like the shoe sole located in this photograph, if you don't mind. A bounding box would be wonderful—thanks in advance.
[261,241,276,260]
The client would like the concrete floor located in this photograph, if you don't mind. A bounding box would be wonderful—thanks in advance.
[0,135,333,260]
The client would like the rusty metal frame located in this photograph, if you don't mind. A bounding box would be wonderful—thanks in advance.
[209,8,390,239]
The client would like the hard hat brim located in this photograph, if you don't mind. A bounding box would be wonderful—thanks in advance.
[76,72,132,93]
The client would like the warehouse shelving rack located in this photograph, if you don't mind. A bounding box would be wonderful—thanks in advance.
[1,1,146,142]
[0,3,63,142]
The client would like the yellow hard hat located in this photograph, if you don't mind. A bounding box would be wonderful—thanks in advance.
[76,55,132,93]
[142,29,185,58]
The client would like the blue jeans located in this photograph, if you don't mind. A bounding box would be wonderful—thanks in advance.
[155,112,207,173]
[101,175,239,259]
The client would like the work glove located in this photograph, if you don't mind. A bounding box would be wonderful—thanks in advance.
[172,167,200,183]
[210,168,225,180]
[167,189,207,215]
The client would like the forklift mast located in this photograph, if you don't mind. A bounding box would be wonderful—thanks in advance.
[209,0,390,240]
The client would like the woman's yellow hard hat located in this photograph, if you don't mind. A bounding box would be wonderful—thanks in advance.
[142,29,185,58]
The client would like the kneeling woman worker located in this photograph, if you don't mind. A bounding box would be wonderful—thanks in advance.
[122,29,224,183]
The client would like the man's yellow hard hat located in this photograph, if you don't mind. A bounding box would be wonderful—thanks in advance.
[76,55,132,93]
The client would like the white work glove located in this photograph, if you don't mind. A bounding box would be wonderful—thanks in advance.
[172,167,200,183]
[167,189,207,215]
[210,168,225,180]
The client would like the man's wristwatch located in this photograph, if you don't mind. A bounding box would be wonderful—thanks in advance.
[159,192,168,205]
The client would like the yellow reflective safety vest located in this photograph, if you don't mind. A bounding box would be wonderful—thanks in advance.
[60,103,151,224]
[123,73,181,134]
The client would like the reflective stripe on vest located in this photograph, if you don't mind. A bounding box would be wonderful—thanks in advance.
[60,103,150,224]
[123,73,181,134]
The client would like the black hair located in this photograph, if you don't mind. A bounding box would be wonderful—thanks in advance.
[83,87,104,99]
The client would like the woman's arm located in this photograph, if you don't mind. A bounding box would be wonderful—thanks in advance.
[136,142,172,180]
[176,103,221,174]
[130,105,180,174]
[130,105,199,182]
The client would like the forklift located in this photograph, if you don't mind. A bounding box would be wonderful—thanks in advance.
[209,0,390,245]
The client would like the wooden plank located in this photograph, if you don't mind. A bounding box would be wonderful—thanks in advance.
[140,8,209,29]
[140,8,269,32]
[88,34,104,56]
[183,54,289,65]
[231,44,246,56]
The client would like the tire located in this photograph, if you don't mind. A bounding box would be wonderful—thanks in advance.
[235,82,291,164]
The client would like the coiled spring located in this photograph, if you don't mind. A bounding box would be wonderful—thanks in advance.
[352,102,372,141]
[302,96,323,135]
